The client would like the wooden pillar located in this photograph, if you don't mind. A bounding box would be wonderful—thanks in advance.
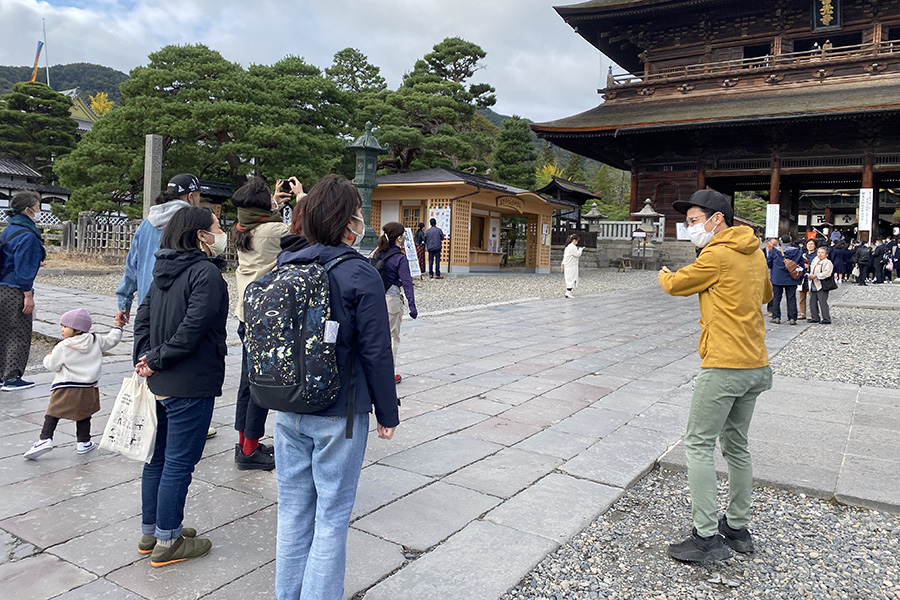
[697,161,706,190]
[630,166,639,215]
[769,154,780,204]
[862,153,875,242]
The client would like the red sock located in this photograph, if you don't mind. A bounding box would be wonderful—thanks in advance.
[242,438,259,456]
[238,431,245,446]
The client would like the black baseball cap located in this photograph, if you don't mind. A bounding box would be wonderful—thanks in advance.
[167,173,200,195]
[673,189,733,225]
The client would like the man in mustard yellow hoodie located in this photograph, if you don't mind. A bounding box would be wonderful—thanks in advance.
[658,190,773,562]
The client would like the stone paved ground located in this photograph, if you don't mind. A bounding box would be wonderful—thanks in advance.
[0,280,896,599]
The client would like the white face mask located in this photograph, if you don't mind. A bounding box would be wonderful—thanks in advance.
[349,215,365,248]
[202,230,227,256]
[687,215,715,248]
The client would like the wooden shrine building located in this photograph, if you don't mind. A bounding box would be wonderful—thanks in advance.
[532,0,900,239]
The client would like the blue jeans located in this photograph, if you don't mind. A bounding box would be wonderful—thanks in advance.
[274,411,369,600]
[428,248,441,276]
[141,396,214,540]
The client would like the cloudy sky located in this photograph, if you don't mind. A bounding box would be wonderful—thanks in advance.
[1,0,613,124]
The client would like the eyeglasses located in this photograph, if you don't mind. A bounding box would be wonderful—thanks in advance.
[684,212,720,228]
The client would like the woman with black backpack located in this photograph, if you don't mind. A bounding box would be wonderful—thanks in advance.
[271,175,398,600]
[371,221,418,384]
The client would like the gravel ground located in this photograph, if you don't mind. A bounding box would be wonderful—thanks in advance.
[35,267,661,317]
[771,282,900,389]
[503,467,900,600]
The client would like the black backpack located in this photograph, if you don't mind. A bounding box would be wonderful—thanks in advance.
[243,253,362,438]
[369,246,402,292]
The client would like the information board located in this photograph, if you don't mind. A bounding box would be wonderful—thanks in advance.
[858,188,873,232]
[403,227,421,278]
[765,204,780,239]
[428,205,451,239]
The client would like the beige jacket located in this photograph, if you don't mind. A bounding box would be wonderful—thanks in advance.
[234,221,291,321]
[809,257,834,291]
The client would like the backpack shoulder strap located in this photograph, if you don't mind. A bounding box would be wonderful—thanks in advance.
[322,253,364,272]
[0,229,27,247]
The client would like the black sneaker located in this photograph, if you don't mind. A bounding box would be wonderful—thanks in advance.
[235,446,276,471]
[258,442,275,457]
[718,516,754,553]
[2,377,35,392]
[668,529,732,562]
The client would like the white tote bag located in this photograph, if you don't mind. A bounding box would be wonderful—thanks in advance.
[100,374,158,463]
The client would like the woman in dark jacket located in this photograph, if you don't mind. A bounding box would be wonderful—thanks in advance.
[0,191,45,392]
[133,206,228,567]
[273,176,398,600]
[372,221,418,384]
[798,238,818,320]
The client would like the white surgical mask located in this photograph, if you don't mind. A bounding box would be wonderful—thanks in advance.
[349,215,365,248]
[687,216,715,248]
[202,230,227,256]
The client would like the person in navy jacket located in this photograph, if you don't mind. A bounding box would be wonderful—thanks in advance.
[0,191,46,391]
[766,234,804,325]
[273,175,398,600]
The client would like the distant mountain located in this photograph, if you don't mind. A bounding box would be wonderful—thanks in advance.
[0,63,128,102]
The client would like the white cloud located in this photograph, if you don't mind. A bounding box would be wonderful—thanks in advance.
[1,0,607,121]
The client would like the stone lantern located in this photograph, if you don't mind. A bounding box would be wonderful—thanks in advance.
[582,201,607,232]
[630,198,661,269]
[348,121,387,253]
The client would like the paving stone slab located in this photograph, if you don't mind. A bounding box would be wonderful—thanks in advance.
[402,408,488,432]
[344,528,405,599]
[561,425,677,489]
[842,424,900,458]
[403,382,491,407]
[453,396,514,416]
[443,448,563,498]
[485,473,622,542]
[478,389,535,406]
[592,389,661,415]
[0,529,38,565]
[0,479,142,549]
[352,464,434,521]
[0,552,95,599]
[541,381,615,404]
[458,416,543,447]
[51,578,145,600]
[202,561,275,600]
[379,434,502,478]
[851,400,900,431]
[363,421,447,464]
[363,520,557,600]
[0,417,38,437]
[553,407,631,439]
[108,505,276,599]
[0,454,139,520]
[353,481,500,551]
[749,412,849,454]
[512,427,597,460]
[499,397,586,428]
[496,375,564,396]
[630,402,691,433]
[835,454,900,514]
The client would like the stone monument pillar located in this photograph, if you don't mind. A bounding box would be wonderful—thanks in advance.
[143,134,162,219]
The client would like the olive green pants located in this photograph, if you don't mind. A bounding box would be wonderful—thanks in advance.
[684,365,773,537]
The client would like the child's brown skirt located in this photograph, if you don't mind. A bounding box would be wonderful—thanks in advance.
[47,387,100,421]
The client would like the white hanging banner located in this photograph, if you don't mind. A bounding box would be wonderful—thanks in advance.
[765,204,780,239]
[858,188,873,232]
[403,227,421,277]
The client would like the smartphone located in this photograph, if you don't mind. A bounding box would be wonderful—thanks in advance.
[281,180,293,193]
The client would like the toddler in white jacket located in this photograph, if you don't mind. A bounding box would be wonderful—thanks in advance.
[24,308,125,459]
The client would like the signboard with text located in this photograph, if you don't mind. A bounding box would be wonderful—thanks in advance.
[403,227,421,277]
[858,188,873,232]
[765,204,780,239]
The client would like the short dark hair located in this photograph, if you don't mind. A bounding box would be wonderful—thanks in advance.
[231,177,272,210]
[430,218,436,226]
[780,234,792,244]
[160,206,215,252]
[9,191,41,215]
[290,193,308,235]
[301,176,361,246]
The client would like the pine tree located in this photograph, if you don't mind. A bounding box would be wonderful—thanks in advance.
[562,152,586,185]
[537,141,555,168]
[493,116,537,189]
[0,82,77,184]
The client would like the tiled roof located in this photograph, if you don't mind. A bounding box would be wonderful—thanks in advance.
[532,80,900,134]
[0,156,41,178]
[0,180,71,196]
[377,167,531,195]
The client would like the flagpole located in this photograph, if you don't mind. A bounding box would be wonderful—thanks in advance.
[42,18,50,87]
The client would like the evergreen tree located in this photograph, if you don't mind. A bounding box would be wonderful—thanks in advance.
[537,141,555,168]
[54,45,351,219]
[326,48,386,94]
[355,37,496,173]
[562,152,586,185]
[589,164,630,220]
[0,81,77,185]
[493,116,537,189]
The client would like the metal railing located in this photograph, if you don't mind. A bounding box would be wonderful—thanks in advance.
[609,39,899,87]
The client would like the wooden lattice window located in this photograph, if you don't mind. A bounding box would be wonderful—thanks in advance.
[656,183,678,210]
[402,207,421,229]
